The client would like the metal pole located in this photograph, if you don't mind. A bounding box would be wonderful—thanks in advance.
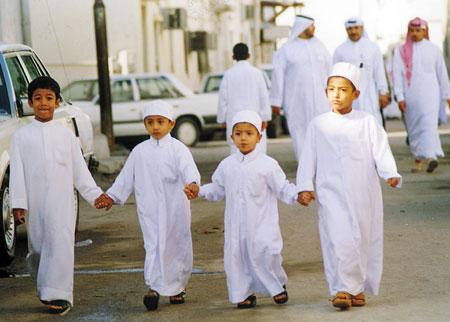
[93,0,114,149]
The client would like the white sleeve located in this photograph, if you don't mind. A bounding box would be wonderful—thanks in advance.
[257,71,271,121]
[373,46,389,94]
[267,162,299,205]
[9,133,28,210]
[179,145,201,185]
[269,50,286,107]
[199,163,225,201]
[296,124,316,192]
[217,73,228,123]
[435,48,450,100]
[106,152,136,205]
[71,135,103,206]
[392,47,405,102]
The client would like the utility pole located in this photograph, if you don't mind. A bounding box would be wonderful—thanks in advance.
[93,0,114,149]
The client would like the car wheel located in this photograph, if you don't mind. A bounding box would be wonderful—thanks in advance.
[173,117,200,147]
[0,171,15,266]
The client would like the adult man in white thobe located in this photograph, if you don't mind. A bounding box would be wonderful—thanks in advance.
[333,17,390,126]
[218,43,271,154]
[392,17,450,173]
[270,15,331,160]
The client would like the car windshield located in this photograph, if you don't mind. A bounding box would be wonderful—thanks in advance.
[204,75,223,93]
[62,80,98,102]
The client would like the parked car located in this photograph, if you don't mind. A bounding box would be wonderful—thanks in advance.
[198,66,288,138]
[0,43,96,266]
[62,73,222,147]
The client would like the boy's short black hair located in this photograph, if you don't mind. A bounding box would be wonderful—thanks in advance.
[28,76,61,101]
[232,43,249,61]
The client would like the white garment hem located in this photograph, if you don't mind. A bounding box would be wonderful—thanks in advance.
[39,286,73,305]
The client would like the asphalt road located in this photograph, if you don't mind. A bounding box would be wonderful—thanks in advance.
[1,119,450,322]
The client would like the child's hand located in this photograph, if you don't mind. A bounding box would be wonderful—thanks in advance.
[184,183,199,200]
[387,177,401,188]
[13,208,25,225]
[297,191,315,206]
[95,193,113,210]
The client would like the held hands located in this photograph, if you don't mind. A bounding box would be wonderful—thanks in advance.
[387,177,401,188]
[398,100,406,113]
[95,193,113,210]
[184,183,199,200]
[13,208,25,226]
[379,95,391,109]
[271,106,281,115]
[297,191,315,207]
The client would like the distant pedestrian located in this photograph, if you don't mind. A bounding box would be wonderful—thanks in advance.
[218,43,271,154]
[10,76,107,316]
[392,17,450,173]
[333,17,390,126]
[185,110,300,309]
[297,63,401,310]
[270,15,331,160]
[98,100,200,311]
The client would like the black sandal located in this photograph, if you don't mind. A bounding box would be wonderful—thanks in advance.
[169,290,186,304]
[48,300,72,316]
[143,289,159,311]
[273,290,288,304]
[237,295,256,309]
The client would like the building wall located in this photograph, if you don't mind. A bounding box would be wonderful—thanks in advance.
[0,0,24,43]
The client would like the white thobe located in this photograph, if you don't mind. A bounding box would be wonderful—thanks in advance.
[297,110,401,296]
[270,37,332,160]
[107,134,200,296]
[199,150,299,303]
[9,120,103,305]
[333,37,389,125]
[218,60,271,154]
[392,39,450,159]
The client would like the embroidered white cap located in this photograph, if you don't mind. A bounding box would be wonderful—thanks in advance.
[143,100,174,121]
[328,62,361,90]
[345,17,364,28]
[231,110,262,134]
[289,15,314,40]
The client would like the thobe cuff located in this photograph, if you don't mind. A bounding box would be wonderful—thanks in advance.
[297,183,314,192]
[270,98,282,107]
[396,94,404,102]
[11,198,27,210]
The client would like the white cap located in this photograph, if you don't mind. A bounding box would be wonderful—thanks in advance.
[231,110,262,134]
[143,100,174,121]
[328,62,361,90]
[345,17,364,28]
[289,15,314,40]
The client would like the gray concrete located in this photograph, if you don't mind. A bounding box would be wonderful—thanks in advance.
[1,120,450,321]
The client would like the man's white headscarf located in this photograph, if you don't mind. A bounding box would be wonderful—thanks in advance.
[344,17,368,38]
[289,15,314,40]
[328,62,361,90]
[231,110,262,134]
[143,100,174,121]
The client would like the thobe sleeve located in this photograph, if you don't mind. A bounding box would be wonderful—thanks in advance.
[71,135,103,206]
[296,124,316,192]
[106,152,136,205]
[257,71,272,122]
[9,133,28,210]
[435,48,450,100]
[332,47,342,64]
[392,47,405,102]
[179,145,201,185]
[323,45,333,75]
[270,50,286,107]
[373,46,389,94]
[199,163,225,201]
[369,117,402,187]
[217,73,228,123]
[267,161,299,205]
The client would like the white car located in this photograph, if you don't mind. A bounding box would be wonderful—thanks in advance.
[0,43,96,266]
[62,73,221,147]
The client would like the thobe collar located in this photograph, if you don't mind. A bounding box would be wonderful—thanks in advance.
[236,60,250,66]
[31,119,56,127]
[149,133,172,147]
[331,109,355,118]
[234,148,260,164]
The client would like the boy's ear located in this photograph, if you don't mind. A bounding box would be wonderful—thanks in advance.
[170,120,176,128]
[56,98,61,107]
[28,99,33,108]
[353,90,360,99]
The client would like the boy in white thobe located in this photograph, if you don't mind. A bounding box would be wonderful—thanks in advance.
[185,110,300,308]
[297,63,401,310]
[10,76,105,315]
[218,42,271,154]
[100,100,200,311]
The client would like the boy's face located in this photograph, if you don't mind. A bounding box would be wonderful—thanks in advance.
[231,122,262,155]
[326,77,360,115]
[144,115,175,140]
[28,88,60,122]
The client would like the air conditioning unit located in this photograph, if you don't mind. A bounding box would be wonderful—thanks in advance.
[188,32,218,51]
[161,8,187,30]
[244,5,255,20]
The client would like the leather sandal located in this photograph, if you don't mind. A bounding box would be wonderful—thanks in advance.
[143,289,159,311]
[332,291,352,310]
[351,292,365,307]
[237,294,256,309]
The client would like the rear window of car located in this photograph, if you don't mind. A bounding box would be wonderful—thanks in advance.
[62,80,98,101]
[204,75,223,93]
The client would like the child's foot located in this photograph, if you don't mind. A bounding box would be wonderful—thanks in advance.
[426,160,438,173]
[169,290,186,304]
[143,289,159,311]
[273,285,288,304]
[351,292,365,307]
[411,160,424,173]
[237,294,256,309]
[332,291,352,310]
[47,300,72,316]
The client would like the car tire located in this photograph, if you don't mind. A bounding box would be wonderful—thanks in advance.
[0,171,15,267]
[173,117,200,147]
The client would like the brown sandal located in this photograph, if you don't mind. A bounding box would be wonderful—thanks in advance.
[332,291,352,310]
[169,290,186,304]
[351,292,365,307]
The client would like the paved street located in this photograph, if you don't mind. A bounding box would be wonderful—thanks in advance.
[1,120,450,322]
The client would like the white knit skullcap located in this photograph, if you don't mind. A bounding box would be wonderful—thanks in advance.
[143,100,174,121]
[345,17,364,28]
[328,62,361,90]
[231,110,262,134]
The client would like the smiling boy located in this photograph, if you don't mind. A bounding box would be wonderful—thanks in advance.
[296,63,401,310]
